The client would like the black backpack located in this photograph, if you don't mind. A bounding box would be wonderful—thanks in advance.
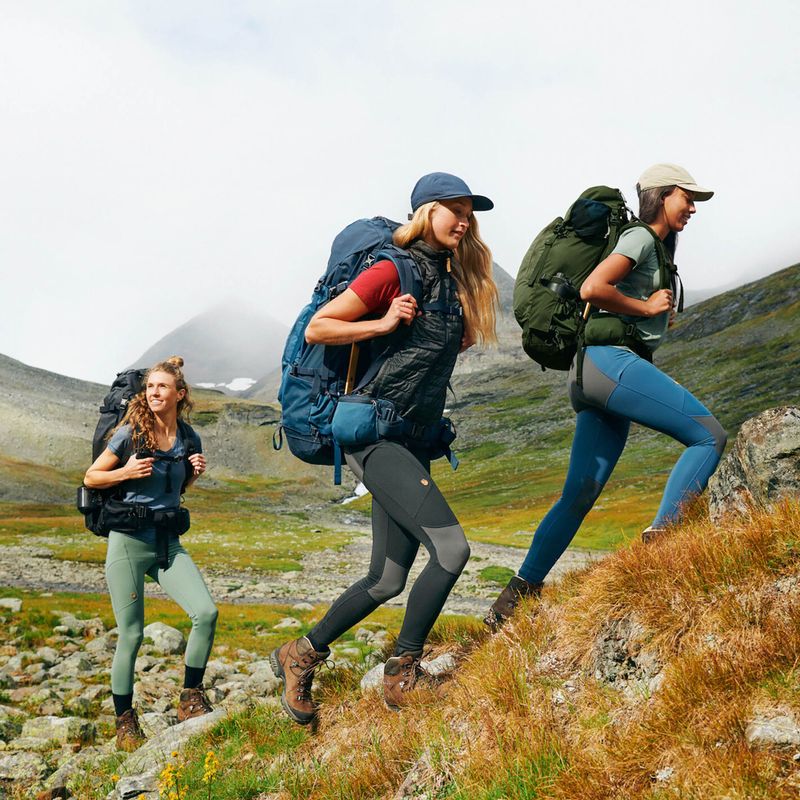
[77,369,199,537]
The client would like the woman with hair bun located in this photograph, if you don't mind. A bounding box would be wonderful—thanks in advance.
[84,356,217,751]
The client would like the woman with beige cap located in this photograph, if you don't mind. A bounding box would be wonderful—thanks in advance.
[485,164,727,631]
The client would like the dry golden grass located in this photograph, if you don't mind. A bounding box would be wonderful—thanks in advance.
[253,500,800,799]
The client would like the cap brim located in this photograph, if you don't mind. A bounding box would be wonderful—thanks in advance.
[678,183,714,202]
[470,194,494,211]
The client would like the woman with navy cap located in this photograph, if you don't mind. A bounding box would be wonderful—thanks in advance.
[271,173,498,721]
[485,163,728,631]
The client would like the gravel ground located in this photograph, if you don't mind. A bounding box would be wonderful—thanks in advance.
[0,531,600,617]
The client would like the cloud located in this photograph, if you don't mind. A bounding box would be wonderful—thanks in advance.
[0,1,798,381]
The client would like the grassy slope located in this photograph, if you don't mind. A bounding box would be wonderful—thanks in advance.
[63,500,800,800]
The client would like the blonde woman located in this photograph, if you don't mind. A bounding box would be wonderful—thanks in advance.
[84,357,216,751]
[272,172,498,722]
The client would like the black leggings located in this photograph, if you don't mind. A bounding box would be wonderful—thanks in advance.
[308,439,469,655]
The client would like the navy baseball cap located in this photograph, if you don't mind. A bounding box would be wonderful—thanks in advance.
[410,172,494,212]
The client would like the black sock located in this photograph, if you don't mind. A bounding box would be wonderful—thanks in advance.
[113,692,134,716]
[183,665,206,689]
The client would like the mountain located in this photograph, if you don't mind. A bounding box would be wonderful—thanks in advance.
[131,301,288,395]
[493,261,515,314]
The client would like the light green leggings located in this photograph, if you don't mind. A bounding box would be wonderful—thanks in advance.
[105,531,218,695]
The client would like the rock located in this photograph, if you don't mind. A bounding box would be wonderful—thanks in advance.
[421,653,456,677]
[85,637,112,656]
[142,622,185,655]
[746,714,800,748]
[134,655,158,673]
[6,735,55,752]
[119,709,226,788]
[140,712,172,737]
[273,617,301,630]
[56,614,85,636]
[653,766,674,782]
[292,602,314,611]
[0,598,22,613]
[115,772,158,799]
[51,652,94,679]
[0,717,22,742]
[592,615,662,697]
[0,750,47,781]
[708,406,800,522]
[360,662,385,693]
[82,617,106,638]
[21,715,95,744]
[35,646,61,667]
[245,666,280,696]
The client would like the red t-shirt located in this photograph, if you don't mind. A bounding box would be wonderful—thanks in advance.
[348,260,401,315]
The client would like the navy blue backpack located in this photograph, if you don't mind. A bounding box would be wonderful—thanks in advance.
[273,216,422,483]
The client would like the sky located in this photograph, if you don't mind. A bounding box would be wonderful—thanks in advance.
[1,1,798,383]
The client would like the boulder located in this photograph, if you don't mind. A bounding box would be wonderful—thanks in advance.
[709,406,800,522]
[142,622,185,655]
[746,714,800,748]
[421,653,457,677]
[0,598,22,613]
[0,750,47,782]
[360,663,385,693]
[21,715,95,745]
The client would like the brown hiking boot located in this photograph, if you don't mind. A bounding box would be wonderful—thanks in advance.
[177,686,214,722]
[115,708,145,752]
[270,636,330,725]
[641,526,667,544]
[483,575,543,632]
[383,652,426,710]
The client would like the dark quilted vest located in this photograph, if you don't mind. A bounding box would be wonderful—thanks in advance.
[366,240,464,426]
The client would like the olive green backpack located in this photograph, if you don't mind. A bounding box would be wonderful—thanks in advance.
[513,185,677,370]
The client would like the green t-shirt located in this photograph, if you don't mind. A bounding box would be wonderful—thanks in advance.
[608,225,669,351]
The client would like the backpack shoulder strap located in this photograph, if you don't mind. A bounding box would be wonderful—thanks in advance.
[374,245,423,306]
[177,419,199,494]
[620,221,682,312]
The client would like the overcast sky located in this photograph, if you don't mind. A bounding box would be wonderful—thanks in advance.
[1,1,798,383]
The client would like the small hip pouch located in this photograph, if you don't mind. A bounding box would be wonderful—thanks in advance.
[331,396,403,447]
[583,315,653,362]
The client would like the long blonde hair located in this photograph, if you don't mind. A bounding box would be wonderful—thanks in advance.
[113,356,193,452]
[393,201,498,345]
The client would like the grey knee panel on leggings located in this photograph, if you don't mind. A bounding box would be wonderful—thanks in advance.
[693,414,728,455]
[367,557,410,603]
[421,524,470,575]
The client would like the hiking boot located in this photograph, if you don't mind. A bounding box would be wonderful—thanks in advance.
[383,652,426,710]
[270,636,330,725]
[641,526,667,544]
[115,708,145,752]
[483,575,543,632]
[177,686,214,722]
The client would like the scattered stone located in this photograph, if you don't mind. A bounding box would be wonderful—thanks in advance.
[0,598,22,613]
[6,735,55,752]
[708,406,800,522]
[653,766,674,782]
[421,653,456,677]
[292,602,314,611]
[273,617,301,630]
[360,662,385,693]
[35,646,61,667]
[745,714,800,748]
[21,715,96,745]
[56,614,85,637]
[141,622,185,655]
[0,750,48,781]
[592,615,662,698]
[245,665,280,696]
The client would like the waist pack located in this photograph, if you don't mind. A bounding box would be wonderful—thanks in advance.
[76,491,191,538]
[583,314,653,362]
[331,395,459,468]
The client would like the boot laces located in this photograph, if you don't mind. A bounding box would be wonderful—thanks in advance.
[291,656,333,702]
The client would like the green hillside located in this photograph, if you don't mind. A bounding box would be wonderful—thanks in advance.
[423,261,800,550]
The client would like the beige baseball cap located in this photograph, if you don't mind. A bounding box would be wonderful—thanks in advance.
[638,163,714,201]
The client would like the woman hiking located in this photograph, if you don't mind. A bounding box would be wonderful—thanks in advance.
[84,356,217,751]
[272,172,498,723]
[485,163,727,631]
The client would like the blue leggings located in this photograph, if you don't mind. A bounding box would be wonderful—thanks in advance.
[518,346,727,584]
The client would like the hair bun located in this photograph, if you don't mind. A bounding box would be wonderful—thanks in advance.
[166,356,184,369]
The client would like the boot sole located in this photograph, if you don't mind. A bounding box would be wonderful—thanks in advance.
[270,648,315,726]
